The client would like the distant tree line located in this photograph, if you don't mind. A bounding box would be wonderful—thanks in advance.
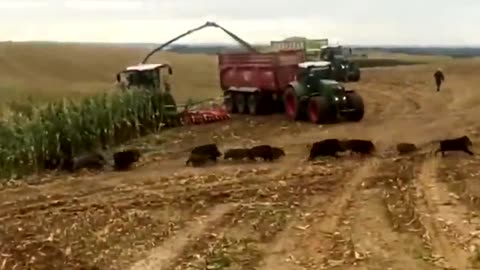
[165,44,480,58]
[359,46,480,58]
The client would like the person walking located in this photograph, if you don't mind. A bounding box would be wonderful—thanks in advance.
[434,68,445,92]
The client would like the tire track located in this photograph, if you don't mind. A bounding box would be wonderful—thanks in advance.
[148,160,359,270]
[128,203,236,270]
[415,158,478,269]
[329,156,440,270]
[257,158,379,270]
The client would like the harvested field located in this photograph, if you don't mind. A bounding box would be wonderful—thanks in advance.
[1,43,480,270]
[355,58,425,68]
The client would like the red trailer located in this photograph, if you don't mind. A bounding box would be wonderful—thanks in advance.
[219,50,307,115]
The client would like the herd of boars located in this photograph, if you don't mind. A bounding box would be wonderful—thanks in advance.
[64,135,474,172]
[186,144,286,167]
[185,135,475,167]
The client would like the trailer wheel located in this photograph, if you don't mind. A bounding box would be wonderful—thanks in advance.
[308,96,332,124]
[345,92,364,122]
[234,92,247,114]
[247,93,261,115]
[283,87,302,121]
[224,92,236,113]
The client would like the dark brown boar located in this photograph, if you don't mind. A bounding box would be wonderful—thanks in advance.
[224,148,251,160]
[113,149,141,171]
[341,139,375,155]
[308,139,344,160]
[435,135,474,156]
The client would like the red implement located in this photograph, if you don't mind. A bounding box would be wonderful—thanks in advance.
[181,106,231,125]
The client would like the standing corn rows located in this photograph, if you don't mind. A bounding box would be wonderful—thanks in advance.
[0,90,178,180]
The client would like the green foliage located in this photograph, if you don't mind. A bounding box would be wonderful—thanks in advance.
[0,90,177,180]
[7,97,35,119]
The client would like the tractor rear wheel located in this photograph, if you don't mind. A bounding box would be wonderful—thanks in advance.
[224,92,236,113]
[307,96,332,124]
[283,87,302,121]
[234,92,248,114]
[247,93,261,115]
[345,92,364,122]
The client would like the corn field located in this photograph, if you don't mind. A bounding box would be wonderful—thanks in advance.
[0,90,180,180]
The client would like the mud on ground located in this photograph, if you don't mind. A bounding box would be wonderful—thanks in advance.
[2,60,480,269]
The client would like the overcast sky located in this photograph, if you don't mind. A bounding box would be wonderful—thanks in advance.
[0,0,478,45]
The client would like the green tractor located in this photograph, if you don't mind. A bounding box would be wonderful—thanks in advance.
[320,45,361,82]
[283,62,364,124]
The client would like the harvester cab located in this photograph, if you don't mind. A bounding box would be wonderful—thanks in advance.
[116,63,173,93]
[115,63,177,114]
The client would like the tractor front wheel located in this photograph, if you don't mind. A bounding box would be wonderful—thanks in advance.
[283,87,302,121]
[307,96,332,124]
[345,92,365,122]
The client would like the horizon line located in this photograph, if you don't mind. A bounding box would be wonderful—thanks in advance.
[2,40,480,48]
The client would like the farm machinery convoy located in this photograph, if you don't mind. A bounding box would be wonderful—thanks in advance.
[115,21,365,125]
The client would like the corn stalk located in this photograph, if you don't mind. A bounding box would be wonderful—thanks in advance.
[0,88,178,181]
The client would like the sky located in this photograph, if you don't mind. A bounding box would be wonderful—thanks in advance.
[0,0,479,46]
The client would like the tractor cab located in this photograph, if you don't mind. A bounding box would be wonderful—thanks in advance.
[319,45,354,61]
[317,46,360,82]
[296,62,348,103]
[116,63,173,94]
[298,61,333,82]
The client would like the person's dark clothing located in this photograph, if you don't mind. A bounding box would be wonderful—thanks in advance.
[434,70,445,92]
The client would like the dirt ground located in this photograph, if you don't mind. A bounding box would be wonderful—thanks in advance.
[2,59,480,270]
